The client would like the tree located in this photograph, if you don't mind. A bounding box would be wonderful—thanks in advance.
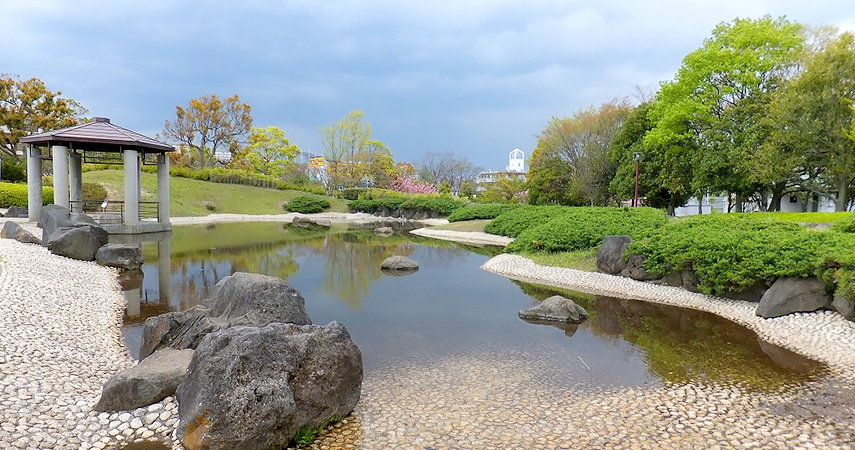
[161,94,252,169]
[477,176,527,203]
[772,31,855,211]
[645,16,804,210]
[320,110,372,184]
[231,126,299,176]
[608,102,692,214]
[528,99,633,205]
[418,151,482,195]
[0,74,86,160]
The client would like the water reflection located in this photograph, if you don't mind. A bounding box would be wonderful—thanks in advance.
[116,222,828,391]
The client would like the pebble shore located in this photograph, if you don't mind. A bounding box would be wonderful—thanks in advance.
[2,218,854,449]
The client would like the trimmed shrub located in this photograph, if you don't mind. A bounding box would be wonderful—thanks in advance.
[82,182,108,201]
[485,205,572,238]
[158,166,327,196]
[628,214,825,295]
[832,213,855,233]
[447,203,521,222]
[284,195,331,214]
[0,182,54,207]
[348,195,464,217]
[506,207,668,253]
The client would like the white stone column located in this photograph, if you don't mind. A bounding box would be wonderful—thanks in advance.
[157,153,170,223]
[124,149,140,224]
[68,152,83,213]
[52,145,69,208]
[27,146,43,222]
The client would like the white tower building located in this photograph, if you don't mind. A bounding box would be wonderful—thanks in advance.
[507,148,524,172]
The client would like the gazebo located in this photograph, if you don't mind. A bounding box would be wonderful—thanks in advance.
[20,117,174,234]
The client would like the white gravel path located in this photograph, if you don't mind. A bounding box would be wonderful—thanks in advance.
[409,228,513,247]
[482,253,855,380]
[0,239,179,450]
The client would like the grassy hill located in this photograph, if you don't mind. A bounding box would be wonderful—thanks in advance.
[82,169,348,217]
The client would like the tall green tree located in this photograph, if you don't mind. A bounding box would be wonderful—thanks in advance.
[771,31,855,211]
[161,94,253,169]
[0,75,86,160]
[645,16,804,211]
[528,99,633,205]
[231,126,300,176]
[320,110,372,184]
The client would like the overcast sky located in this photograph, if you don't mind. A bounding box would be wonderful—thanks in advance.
[3,1,855,170]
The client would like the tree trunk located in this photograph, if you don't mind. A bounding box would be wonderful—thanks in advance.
[667,197,675,216]
[734,193,744,213]
[836,178,849,212]
[768,185,783,212]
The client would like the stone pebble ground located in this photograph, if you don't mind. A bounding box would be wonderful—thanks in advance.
[2,221,855,449]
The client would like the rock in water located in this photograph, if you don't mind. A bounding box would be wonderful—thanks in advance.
[96,243,144,270]
[756,277,832,318]
[596,235,631,274]
[519,295,589,324]
[95,349,194,412]
[374,227,393,236]
[1,221,41,245]
[177,322,363,450]
[380,255,418,271]
[45,225,108,261]
[140,272,312,359]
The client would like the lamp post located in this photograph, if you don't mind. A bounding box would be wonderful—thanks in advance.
[633,152,642,207]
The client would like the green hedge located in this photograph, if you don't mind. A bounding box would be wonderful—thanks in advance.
[485,205,573,238]
[0,182,54,207]
[832,213,855,233]
[348,195,465,217]
[285,196,331,214]
[506,207,668,253]
[628,215,825,295]
[447,203,521,222]
[149,166,327,196]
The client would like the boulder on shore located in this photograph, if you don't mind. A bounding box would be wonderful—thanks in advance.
[620,254,660,281]
[176,322,363,450]
[96,244,144,270]
[140,272,312,359]
[45,225,108,261]
[756,277,832,318]
[596,235,631,274]
[519,295,589,324]
[4,206,28,218]
[1,221,41,245]
[831,293,855,321]
[380,255,418,271]
[95,349,194,412]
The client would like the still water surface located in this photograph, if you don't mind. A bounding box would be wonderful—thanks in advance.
[116,222,824,391]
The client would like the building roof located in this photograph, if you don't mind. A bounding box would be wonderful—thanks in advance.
[20,117,173,152]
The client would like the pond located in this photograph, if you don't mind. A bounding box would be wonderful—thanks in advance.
[115,222,824,393]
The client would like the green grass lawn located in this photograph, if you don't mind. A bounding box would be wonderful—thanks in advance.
[522,248,599,272]
[82,169,348,217]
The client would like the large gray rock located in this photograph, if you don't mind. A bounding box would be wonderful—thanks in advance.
[519,295,589,324]
[832,292,855,321]
[722,279,770,302]
[45,225,108,261]
[620,254,660,281]
[96,244,143,270]
[4,206,28,218]
[596,235,631,274]
[38,204,73,242]
[176,322,363,450]
[95,349,194,412]
[1,221,41,245]
[380,255,419,271]
[140,272,312,359]
[374,227,393,236]
[756,277,832,318]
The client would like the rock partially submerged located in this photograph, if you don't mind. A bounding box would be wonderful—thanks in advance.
[140,272,312,359]
[96,243,143,270]
[95,349,194,412]
[380,255,418,271]
[374,226,393,236]
[756,277,832,319]
[519,295,589,324]
[177,322,363,450]
[1,221,41,245]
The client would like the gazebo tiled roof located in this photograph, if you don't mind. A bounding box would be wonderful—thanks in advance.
[20,117,173,152]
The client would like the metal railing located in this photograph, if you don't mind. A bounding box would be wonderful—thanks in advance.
[69,200,160,224]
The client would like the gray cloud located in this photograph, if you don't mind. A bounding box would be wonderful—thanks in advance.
[2,0,854,169]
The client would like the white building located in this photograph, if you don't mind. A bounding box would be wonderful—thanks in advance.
[507,148,524,172]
